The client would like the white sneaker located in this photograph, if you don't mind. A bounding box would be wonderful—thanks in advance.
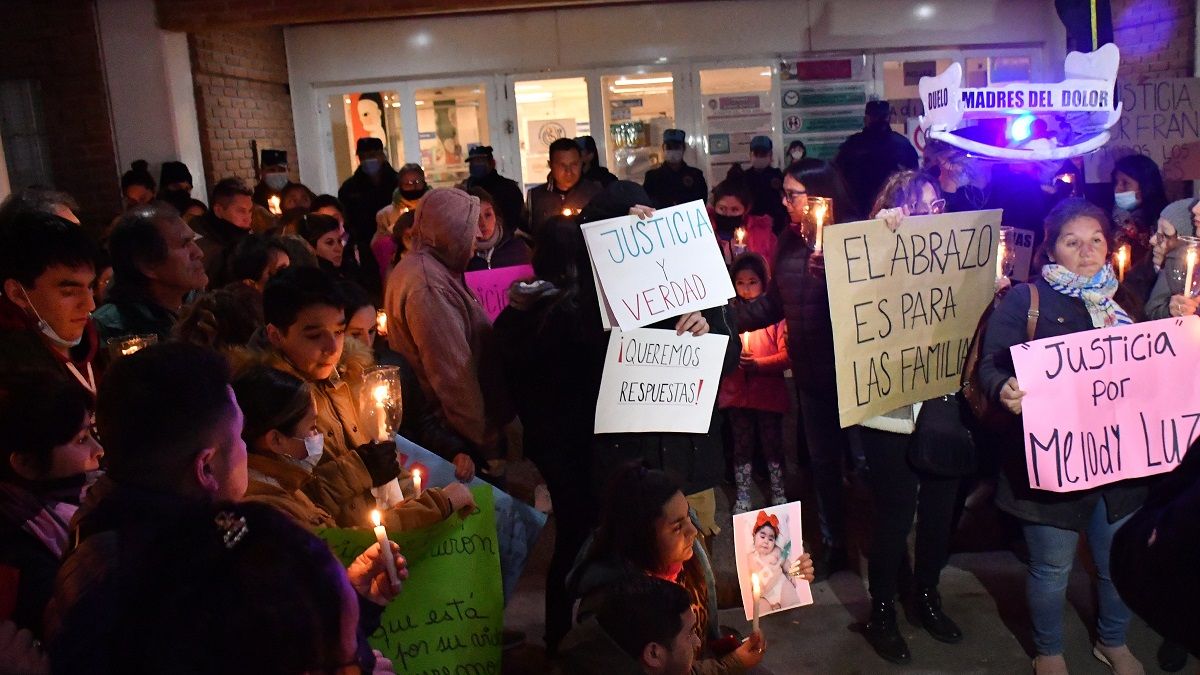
[1033,654,1069,675]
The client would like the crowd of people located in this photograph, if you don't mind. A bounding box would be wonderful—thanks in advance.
[0,99,1197,675]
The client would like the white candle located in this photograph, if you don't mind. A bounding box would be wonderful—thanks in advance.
[267,195,282,216]
[371,509,401,588]
[996,240,1007,279]
[813,203,827,253]
[372,384,389,442]
[751,572,761,635]
[412,468,422,495]
[1116,245,1128,282]
[1186,248,1197,297]
[739,332,750,352]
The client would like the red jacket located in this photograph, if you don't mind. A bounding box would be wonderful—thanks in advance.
[718,320,790,413]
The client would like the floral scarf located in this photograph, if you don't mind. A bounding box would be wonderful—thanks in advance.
[1041,263,1133,328]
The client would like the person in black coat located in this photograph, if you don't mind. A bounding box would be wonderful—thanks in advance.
[834,100,919,219]
[734,159,858,579]
[978,198,1147,673]
[525,138,603,239]
[741,135,788,232]
[577,135,618,187]
[465,145,525,232]
[642,128,708,208]
[337,138,395,295]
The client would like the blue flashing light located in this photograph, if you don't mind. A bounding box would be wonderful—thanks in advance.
[1009,113,1036,143]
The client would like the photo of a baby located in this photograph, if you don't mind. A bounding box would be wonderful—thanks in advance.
[733,501,814,620]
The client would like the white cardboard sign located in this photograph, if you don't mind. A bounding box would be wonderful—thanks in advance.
[594,328,729,434]
[582,200,736,331]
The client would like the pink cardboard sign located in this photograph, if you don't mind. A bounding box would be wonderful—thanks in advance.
[1011,315,1200,493]
[465,265,535,322]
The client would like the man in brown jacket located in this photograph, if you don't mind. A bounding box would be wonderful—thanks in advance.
[386,188,505,481]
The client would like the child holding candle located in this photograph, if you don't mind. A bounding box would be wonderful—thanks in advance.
[718,253,790,514]
[252,268,475,533]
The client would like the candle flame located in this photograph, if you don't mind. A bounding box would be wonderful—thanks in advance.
[371,509,382,527]
[376,310,388,335]
[561,208,573,217]
[267,195,282,216]
[734,227,747,245]
[813,201,828,226]
[751,571,761,596]
[121,345,139,356]
[372,384,388,405]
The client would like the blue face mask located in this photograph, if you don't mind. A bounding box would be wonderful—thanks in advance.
[1114,191,1138,211]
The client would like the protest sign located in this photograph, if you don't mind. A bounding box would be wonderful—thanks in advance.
[465,264,534,322]
[1085,78,1200,182]
[1011,315,1200,493]
[582,200,736,330]
[732,501,813,623]
[319,486,503,674]
[594,327,729,434]
[823,210,1000,427]
[394,435,546,600]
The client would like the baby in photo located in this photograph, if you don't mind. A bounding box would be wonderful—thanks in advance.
[734,502,814,620]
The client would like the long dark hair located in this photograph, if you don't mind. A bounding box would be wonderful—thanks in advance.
[591,464,683,573]
[784,159,859,223]
[1113,154,1168,229]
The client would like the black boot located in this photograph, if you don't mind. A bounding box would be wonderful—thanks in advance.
[915,587,963,644]
[865,599,911,664]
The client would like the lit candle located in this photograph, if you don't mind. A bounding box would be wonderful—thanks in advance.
[996,240,1007,279]
[412,468,422,495]
[734,227,747,245]
[370,509,401,589]
[267,195,282,216]
[376,309,388,337]
[1186,247,1197,297]
[1116,245,1128,282]
[813,201,827,253]
[372,384,389,442]
[561,208,574,217]
[739,332,750,352]
[750,571,761,635]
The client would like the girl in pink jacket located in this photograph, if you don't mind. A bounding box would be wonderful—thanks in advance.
[718,253,791,513]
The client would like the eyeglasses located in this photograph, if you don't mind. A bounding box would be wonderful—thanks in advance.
[908,199,947,216]
[400,179,425,187]
[782,189,808,204]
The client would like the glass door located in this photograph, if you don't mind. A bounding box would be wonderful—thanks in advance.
[599,71,677,183]
[696,66,775,181]
[511,76,591,189]
[412,83,490,187]
[325,90,405,185]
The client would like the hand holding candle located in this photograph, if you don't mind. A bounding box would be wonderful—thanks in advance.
[370,509,402,590]
[733,226,748,256]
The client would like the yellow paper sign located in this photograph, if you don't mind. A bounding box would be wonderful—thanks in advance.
[823,210,1000,427]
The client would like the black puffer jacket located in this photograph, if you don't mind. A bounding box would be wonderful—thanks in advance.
[734,226,837,399]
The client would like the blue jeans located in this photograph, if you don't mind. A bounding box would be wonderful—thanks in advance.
[1021,498,1134,655]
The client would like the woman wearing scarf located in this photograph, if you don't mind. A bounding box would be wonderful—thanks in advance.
[464,187,530,272]
[978,198,1147,675]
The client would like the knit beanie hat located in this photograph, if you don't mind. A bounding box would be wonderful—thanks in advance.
[1160,198,1196,237]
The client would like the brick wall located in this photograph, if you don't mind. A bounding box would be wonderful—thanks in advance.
[0,0,120,228]
[189,28,299,192]
[1112,0,1195,79]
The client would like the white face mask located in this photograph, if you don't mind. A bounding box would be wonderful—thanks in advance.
[1114,191,1138,211]
[295,432,324,469]
[664,149,684,164]
[264,173,289,192]
[19,285,81,348]
[751,156,771,170]
[790,150,805,162]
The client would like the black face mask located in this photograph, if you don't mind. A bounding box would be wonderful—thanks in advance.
[400,187,426,201]
[713,213,743,233]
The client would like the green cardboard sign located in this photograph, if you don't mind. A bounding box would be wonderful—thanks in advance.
[318,486,503,673]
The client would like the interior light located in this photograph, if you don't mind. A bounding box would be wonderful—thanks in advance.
[914,4,935,19]
[414,100,425,105]
[613,76,674,86]
[515,92,553,103]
